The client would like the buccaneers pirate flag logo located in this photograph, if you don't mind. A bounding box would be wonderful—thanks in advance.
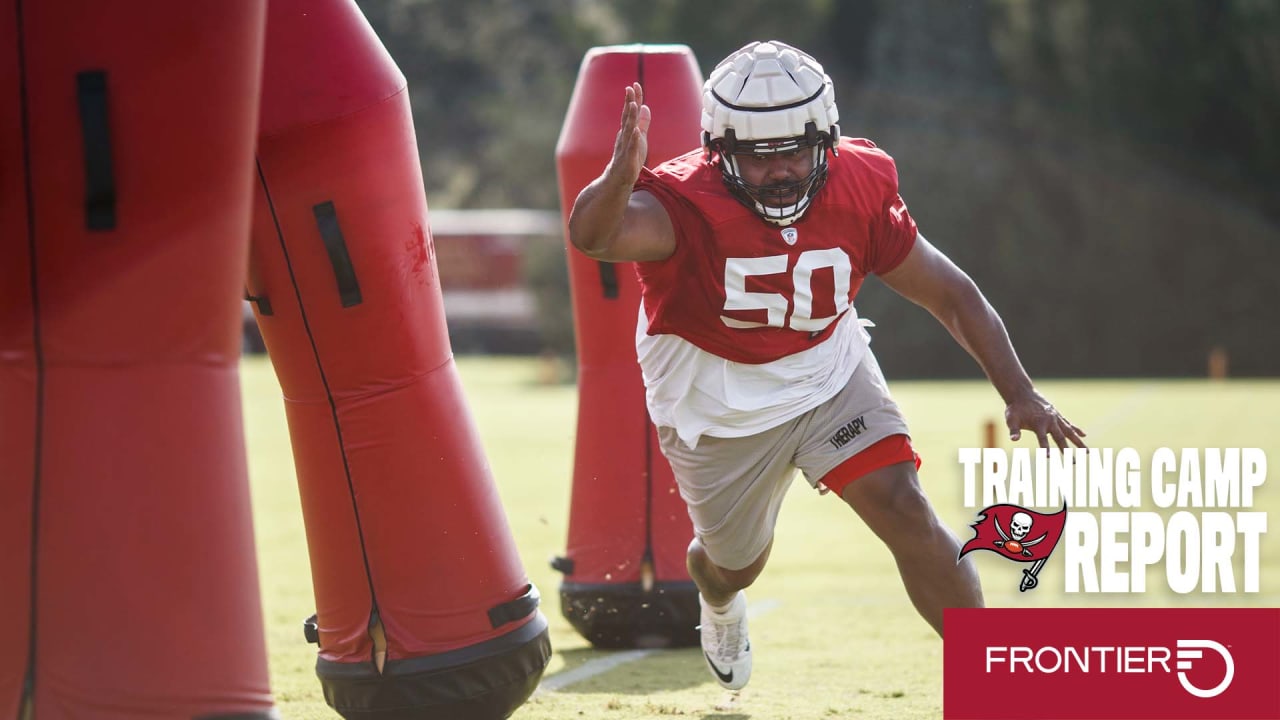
[959,503,1068,592]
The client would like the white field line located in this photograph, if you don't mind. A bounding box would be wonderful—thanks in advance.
[537,597,781,694]
[536,648,653,693]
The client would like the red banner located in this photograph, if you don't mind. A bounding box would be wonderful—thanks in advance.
[959,503,1067,563]
[944,608,1280,719]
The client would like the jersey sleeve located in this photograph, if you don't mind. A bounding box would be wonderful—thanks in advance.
[867,192,917,275]
[857,145,918,275]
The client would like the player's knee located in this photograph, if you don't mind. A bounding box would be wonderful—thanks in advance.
[844,464,942,541]
[723,557,766,588]
[885,475,933,523]
[688,538,766,590]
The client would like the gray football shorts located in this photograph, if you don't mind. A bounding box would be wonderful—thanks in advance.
[656,350,910,571]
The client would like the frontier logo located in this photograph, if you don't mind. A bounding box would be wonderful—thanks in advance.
[945,608,1280,720]
[1175,640,1235,698]
[984,638,1234,699]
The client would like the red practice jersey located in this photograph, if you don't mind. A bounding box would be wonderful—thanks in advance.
[634,137,917,365]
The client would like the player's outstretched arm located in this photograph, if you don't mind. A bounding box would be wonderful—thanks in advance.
[879,235,1087,451]
[568,82,675,263]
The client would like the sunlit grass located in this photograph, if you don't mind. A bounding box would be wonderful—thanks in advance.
[240,356,1280,719]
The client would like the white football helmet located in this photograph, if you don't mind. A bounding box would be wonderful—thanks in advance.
[701,41,840,226]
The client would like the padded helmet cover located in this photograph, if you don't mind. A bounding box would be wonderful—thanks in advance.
[699,41,841,225]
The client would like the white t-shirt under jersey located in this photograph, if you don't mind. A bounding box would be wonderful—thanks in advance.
[636,306,872,449]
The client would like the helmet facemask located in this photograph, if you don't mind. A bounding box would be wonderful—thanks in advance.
[709,122,834,226]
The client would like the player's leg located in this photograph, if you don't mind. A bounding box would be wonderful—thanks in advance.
[838,460,984,636]
[687,536,768,691]
[656,424,798,599]
[795,350,983,636]
[686,534,771,690]
[686,535,773,607]
[656,425,801,690]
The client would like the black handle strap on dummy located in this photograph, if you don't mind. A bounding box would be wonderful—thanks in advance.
[303,613,319,644]
[243,288,273,316]
[312,201,363,307]
[549,555,574,575]
[597,262,618,299]
[76,71,116,231]
[487,584,541,629]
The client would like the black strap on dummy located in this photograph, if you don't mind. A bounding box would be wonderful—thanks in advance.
[312,201,363,307]
[243,288,273,316]
[76,71,116,231]
[487,584,541,629]
[597,262,618,299]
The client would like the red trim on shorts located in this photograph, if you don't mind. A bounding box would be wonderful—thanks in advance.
[818,434,921,497]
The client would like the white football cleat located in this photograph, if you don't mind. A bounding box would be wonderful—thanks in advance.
[699,591,752,690]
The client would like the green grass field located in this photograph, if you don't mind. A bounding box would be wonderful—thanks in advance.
[238,356,1280,719]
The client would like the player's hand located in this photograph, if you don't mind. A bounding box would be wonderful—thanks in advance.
[606,82,650,185]
[1005,391,1087,451]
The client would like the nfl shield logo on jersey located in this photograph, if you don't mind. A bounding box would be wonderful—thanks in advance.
[781,227,798,245]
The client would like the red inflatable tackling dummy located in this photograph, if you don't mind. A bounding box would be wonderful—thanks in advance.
[0,2,274,719]
[246,1,549,716]
[552,45,704,648]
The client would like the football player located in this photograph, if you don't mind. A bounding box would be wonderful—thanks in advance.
[568,40,1086,690]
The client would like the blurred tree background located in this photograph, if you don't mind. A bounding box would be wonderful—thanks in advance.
[358,0,1279,378]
